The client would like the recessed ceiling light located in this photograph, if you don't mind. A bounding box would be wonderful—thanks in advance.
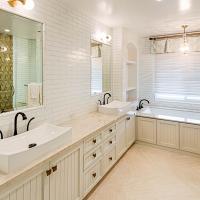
[156,0,163,2]
[4,29,10,33]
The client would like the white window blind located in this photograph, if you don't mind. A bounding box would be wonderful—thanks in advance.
[154,52,200,109]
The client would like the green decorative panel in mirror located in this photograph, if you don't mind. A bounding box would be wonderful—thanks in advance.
[0,9,43,114]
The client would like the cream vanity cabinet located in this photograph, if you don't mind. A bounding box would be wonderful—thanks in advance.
[157,120,179,149]
[137,117,157,144]
[180,123,200,154]
[126,115,136,148]
[83,123,116,196]
[0,166,47,200]
[0,115,136,200]
[48,143,83,200]
[0,143,83,200]
[116,118,127,158]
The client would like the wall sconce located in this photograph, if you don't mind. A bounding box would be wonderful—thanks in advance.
[92,32,112,45]
[7,0,26,7]
[7,0,35,10]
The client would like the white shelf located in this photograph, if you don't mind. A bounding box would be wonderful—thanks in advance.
[126,87,137,92]
[126,60,136,65]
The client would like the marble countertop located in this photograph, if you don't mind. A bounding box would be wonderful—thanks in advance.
[0,111,128,192]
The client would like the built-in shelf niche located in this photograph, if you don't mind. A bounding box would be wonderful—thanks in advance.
[126,42,137,102]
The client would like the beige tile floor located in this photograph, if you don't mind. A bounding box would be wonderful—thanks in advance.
[86,144,200,200]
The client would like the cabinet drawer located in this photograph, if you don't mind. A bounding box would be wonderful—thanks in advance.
[84,146,102,170]
[102,147,116,174]
[102,135,116,153]
[84,161,101,194]
[102,125,116,140]
[84,132,102,153]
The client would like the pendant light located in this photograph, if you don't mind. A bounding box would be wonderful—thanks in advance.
[180,25,190,53]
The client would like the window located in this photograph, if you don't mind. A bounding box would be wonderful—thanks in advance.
[154,52,200,106]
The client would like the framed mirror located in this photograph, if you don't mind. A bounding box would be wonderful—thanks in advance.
[91,39,111,95]
[0,9,43,114]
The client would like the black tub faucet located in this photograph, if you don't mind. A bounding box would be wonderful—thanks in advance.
[103,93,112,105]
[136,99,150,111]
[0,130,3,139]
[14,112,27,136]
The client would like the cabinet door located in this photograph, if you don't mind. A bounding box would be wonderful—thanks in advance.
[157,120,179,149]
[180,123,200,154]
[116,118,127,159]
[126,115,136,148]
[0,167,47,200]
[49,144,83,200]
[137,117,157,144]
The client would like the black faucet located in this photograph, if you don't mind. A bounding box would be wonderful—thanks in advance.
[14,112,27,136]
[103,93,112,105]
[136,99,150,111]
[27,117,35,131]
[0,130,3,139]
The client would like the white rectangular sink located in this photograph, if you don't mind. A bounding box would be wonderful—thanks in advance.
[0,123,72,174]
[98,100,132,115]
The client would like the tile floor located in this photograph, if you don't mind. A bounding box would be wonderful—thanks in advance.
[86,144,200,200]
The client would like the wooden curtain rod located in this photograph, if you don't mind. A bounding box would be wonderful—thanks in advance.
[149,31,200,40]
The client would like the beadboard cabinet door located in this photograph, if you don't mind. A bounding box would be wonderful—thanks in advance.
[157,120,179,149]
[180,123,200,154]
[126,115,136,148]
[49,144,83,200]
[137,117,157,144]
[0,166,48,200]
[116,118,127,159]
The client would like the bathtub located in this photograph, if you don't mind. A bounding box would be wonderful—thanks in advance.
[136,107,200,125]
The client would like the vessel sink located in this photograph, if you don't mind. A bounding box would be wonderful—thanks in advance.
[98,100,132,115]
[0,123,72,174]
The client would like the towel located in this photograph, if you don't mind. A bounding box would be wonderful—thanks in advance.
[27,83,42,106]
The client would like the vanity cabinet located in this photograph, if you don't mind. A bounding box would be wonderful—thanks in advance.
[157,120,179,149]
[116,118,127,159]
[126,115,136,148]
[48,144,83,200]
[0,115,137,200]
[0,167,47,200]
[180,123,200,154]
[137,117,157,144]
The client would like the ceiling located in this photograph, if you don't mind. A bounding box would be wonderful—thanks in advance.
[65,0,200,36]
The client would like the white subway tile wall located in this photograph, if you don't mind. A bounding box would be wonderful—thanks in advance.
[0,0,111,138]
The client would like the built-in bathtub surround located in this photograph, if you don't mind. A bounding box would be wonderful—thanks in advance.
[136,106,200,154]
[0,0,112,138]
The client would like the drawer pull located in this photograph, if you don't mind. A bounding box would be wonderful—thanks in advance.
[109,140,113,144]
[52,165,57,172]
[126,117,131,121]
[46,169,52,176]
[92,173,97,178]
[109,157,113,161]
[93,153,97,158]
[109,129,113,133]
[93,139,97,144]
